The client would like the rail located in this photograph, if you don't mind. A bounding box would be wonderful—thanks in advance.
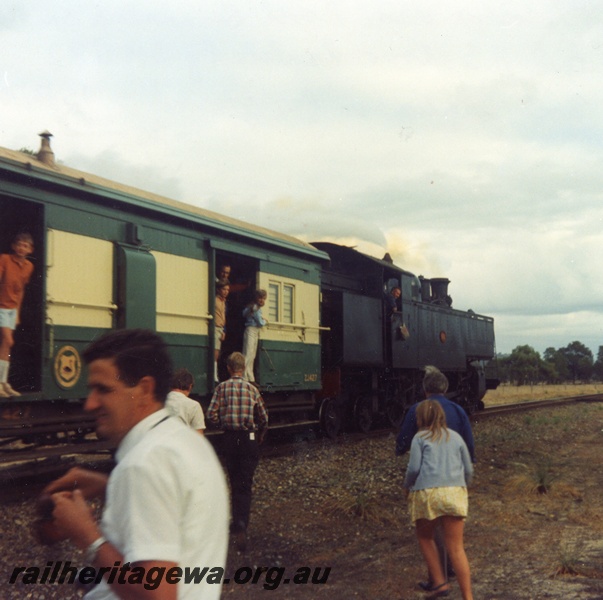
[1,393,601,480]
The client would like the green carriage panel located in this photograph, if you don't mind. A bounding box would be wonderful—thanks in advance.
[258,340,321,389]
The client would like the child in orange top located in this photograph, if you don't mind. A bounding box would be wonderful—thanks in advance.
[0,233,34,397]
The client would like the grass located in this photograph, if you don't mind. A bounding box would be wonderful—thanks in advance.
[323,485,402,525]
[552,546,583,577]
[484,383,603,406]
[550,544,603,579]
[504,459,581,498]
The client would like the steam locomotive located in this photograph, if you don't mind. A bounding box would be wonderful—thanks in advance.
[0,133,496,445]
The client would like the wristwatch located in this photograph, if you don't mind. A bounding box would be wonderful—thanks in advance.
[85,536,107,564]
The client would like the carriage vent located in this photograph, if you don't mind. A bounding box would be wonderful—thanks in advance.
[37,130,55,167]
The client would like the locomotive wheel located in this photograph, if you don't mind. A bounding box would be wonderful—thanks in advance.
[354,396,373,433]
[319,397,341,440]
[385,399,405,429]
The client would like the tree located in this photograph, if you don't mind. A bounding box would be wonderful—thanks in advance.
[507,345,542,386]
[559,341,593,382]
[592,346,603,381]
[542,347,570,383]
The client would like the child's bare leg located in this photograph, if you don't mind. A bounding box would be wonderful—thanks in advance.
[442,515,472,600]
[415,518,449,591]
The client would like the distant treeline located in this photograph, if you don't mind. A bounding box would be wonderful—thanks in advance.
[491,341,603,385]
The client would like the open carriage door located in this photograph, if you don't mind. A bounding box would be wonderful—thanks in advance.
[0,195,44,393]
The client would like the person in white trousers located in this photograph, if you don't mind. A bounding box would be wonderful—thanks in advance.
[242,289,267,382]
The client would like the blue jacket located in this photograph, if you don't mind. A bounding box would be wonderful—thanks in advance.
[243,304,266,328]
[404,429,473,490]
[395,394,475,463]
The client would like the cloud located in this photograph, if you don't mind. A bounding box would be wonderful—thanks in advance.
[3,1,603,358]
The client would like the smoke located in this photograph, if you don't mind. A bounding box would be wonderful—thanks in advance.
[382,230,442,277]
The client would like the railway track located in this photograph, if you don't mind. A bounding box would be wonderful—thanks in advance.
[1,393,602,483]
[474,393,603,419]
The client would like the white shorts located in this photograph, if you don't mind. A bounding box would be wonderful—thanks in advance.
[215,326,224,351]
[0,308,17,329]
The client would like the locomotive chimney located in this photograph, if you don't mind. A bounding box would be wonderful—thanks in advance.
[419,275,431,302]
[36,130,55,167]
[430,277,452,306]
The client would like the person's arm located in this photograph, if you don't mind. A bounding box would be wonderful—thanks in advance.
[459,411,476,463]
[460,442,474,487]
[403,435,422,489]
[206,390,221,427]
[191,404,206,435]
[52,490,177,600]
[43,466,109,500]
[254,392,269,442]
[395,408,417,456]
[35,468,109,545]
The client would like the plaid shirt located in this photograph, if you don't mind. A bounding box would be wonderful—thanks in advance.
[207,375,268,432]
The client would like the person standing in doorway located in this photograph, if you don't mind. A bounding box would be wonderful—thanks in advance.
[242,289,267,383]
[214,279,230,384]
[0,233,34,397]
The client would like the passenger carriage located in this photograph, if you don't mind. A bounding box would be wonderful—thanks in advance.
[0,134,327,442]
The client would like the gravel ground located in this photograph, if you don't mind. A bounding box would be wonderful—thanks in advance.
[1,401,603,599]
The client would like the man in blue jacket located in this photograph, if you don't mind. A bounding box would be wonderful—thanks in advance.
[395,365,476,591]
[396,365,475,461]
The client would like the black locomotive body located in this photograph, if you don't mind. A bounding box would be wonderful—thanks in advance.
[315,242,497,435]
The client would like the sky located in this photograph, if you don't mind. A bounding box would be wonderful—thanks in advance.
[2,1,603,357]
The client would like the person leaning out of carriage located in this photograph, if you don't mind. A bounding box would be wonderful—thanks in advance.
[0,232,34,398]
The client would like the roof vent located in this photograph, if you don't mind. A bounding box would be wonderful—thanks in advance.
[37,130,55,167]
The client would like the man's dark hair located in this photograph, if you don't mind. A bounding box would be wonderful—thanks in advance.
[83,329,173,402]
[171,368,194,391]
[14,232,34,245]
[423,365,449,395]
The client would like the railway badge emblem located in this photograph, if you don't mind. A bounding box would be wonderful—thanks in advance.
[53,345,82,389]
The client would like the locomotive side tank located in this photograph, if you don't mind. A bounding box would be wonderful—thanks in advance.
[314,242,496,434]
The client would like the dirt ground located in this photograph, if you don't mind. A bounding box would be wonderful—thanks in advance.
[223,390,603,600]
[1,386,602,599]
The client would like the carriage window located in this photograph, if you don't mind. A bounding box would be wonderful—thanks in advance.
[268,281,295,323]
[268,283,279,322]
[283,284,294,323]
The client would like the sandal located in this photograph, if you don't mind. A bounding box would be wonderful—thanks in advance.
[426,581,450,598]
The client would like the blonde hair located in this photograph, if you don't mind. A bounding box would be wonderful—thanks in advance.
[415,399,449,443]
[227,352,246,372]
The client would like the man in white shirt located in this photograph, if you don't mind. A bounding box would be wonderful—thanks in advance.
[165,368,206,433]
[43,329,229,600]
